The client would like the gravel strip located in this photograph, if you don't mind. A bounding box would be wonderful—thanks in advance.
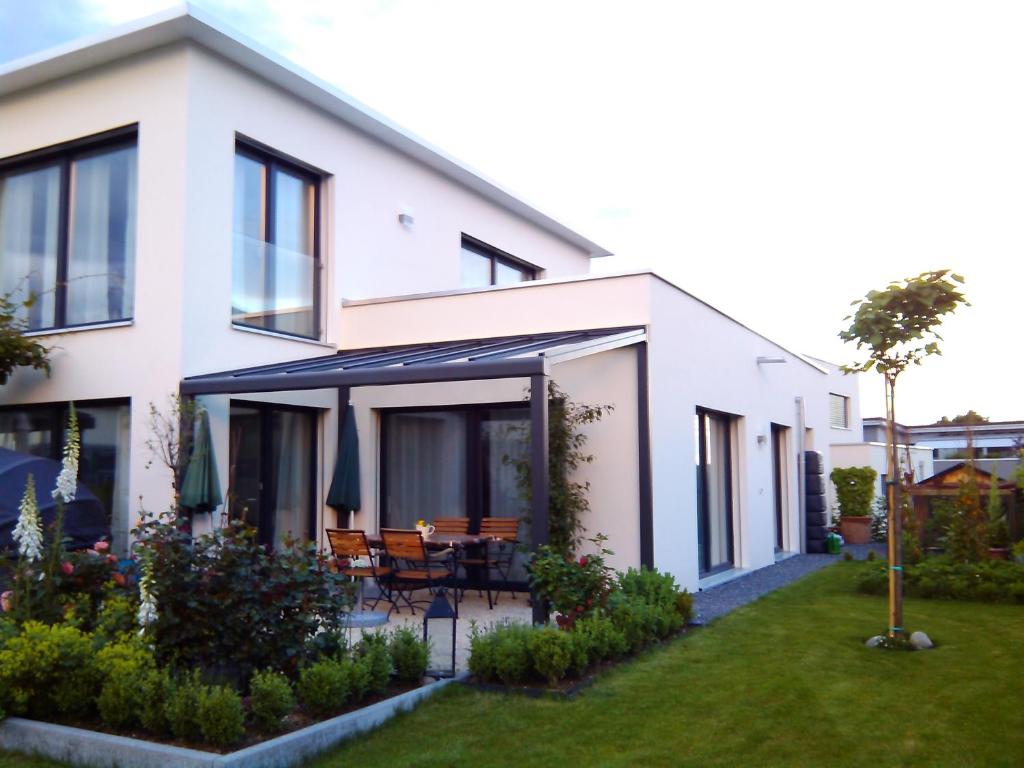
[692,553,838,624]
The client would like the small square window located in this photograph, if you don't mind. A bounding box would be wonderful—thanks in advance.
[829,393,850,429]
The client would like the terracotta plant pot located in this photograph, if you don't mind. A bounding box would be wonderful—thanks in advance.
[839,516,872,545]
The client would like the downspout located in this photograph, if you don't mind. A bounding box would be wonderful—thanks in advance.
[795,396,806,553]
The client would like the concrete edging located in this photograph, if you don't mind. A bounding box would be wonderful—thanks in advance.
[0,673,466,768]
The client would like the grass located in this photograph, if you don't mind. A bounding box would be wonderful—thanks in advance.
[4,563,1022,767]
[309,562,1024,768]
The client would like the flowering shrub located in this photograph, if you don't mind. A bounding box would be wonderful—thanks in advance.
[528,534,614,628]
[133,512,353,683]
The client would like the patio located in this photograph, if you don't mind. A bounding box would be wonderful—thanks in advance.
[346,590,533,672]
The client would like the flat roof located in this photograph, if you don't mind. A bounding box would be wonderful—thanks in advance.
[0,3,611,258]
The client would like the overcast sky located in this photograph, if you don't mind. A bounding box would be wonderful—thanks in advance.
[2,1,1021,424]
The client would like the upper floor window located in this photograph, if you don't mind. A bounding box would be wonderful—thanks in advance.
[829,393,850,429]
[0,128,138,331]
[233,141,320,339]
[460,235,536,288]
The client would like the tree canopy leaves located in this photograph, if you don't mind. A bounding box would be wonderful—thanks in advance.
[0,291,50,385]
[839,269,967,379]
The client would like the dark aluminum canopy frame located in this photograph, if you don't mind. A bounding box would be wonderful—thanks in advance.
[180,327,653,624]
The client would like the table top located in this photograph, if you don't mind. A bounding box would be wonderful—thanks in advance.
[366,532,516,549]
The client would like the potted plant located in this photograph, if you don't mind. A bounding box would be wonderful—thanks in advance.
[830,466,877,545]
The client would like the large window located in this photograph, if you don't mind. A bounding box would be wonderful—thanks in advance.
[0,400,131,554]
[829,393,850,429]
[233,142,320,339]
[228,401,317,548]
[696,408,735,576]
[460,235,536,288]
[381,404,531,581]
[0,128,138,331]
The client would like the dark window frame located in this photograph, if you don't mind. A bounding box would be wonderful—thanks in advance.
[233,138,322,341]
[696,406,735,577]
[0,125,139,332]
[829,392,850,429]
[228,398,320,547]
[460,234,538,286]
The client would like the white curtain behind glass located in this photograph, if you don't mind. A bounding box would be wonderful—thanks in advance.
[67,146,137,324]
[0,166,60,328]
[385,412,466,528]
[272,410,313,548]
[705,414,732,570]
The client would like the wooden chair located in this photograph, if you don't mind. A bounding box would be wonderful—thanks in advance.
[432,517,470,535]
[324,528,393,612]
[460,517,520,609]
[380,529,453,615]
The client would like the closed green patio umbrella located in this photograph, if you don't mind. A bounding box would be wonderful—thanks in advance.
[327,403,361,519]
[180,409,223,514]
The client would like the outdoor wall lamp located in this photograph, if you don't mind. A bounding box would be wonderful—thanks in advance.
[756,356,787,365]
[398,211,415,228]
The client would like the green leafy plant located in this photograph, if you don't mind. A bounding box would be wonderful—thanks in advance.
[133,512,352,682]
[0,621,99,719]
[95,639,156,730]
[528,627,572,686]
[856,557,1024,604]
[840,269,968,636]
[986,475,1009,549]
[297,659,350,717]
[198,684,246,748]
[830,466,877,517]
[528,534,614,628]
[388,627,428,683]
[165,670,207,741]
[0,289,50,385]
[249,669,295,734]
[355,633,391,694]
[507,381,614,557]
[946,465,989,563]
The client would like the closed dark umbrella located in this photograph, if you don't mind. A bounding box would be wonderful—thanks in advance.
[0,448,109,552]
[180,409,223,514]
[326,403,361,518]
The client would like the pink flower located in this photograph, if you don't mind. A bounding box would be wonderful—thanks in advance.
[579,556,588,567]
[112,573,126,587]
[0,591,11,612]
[93,541,109,552]
[61,561,74,576]
[107,554,118,565]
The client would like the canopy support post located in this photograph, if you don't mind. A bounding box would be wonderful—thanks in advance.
[530,373,550,625]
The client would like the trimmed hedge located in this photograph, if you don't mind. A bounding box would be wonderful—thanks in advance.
[855,557,1024,604]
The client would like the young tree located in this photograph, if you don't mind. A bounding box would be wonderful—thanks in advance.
[839,269,967,638]
[0,291,50,385]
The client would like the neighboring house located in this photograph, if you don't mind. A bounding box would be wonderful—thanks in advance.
[862,417,1023,485]
[0,6,857,592]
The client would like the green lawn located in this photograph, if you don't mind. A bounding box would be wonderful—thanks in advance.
[4,563,1022,768]
[310,563,1024,768]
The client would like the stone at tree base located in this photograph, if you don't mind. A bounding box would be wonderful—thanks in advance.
[909,631,933,650]
[865,635,884,648]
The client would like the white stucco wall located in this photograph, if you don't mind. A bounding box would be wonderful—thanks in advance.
[647,278,832,590]
[0,41,598,548]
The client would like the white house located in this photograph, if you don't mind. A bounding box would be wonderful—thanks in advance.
[0,6,858,595]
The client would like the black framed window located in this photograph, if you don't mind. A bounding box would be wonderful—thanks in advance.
[0,399,131,554]
[232,141,320,339]
[696,408,735,576]
[0,127,138,331]
[460,235,536,288]
[228,400,317,548]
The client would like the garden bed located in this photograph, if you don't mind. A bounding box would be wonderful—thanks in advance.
[0,674,463,768]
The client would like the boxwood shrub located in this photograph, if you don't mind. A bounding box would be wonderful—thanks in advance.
[855,557,1024,604]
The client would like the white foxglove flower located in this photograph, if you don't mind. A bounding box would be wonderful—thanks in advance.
[137,556,158,633]
[53,404,81,504]
[12,474,43,562]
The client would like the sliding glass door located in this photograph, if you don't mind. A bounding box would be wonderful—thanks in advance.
[228,402,316,548]
[381,404,530,580]
[696,408,735,575]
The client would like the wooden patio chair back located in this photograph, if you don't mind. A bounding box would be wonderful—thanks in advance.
[480,517,519,542]
[325,528,372,560]
[433,517,470,535]
[380,528,428,562]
